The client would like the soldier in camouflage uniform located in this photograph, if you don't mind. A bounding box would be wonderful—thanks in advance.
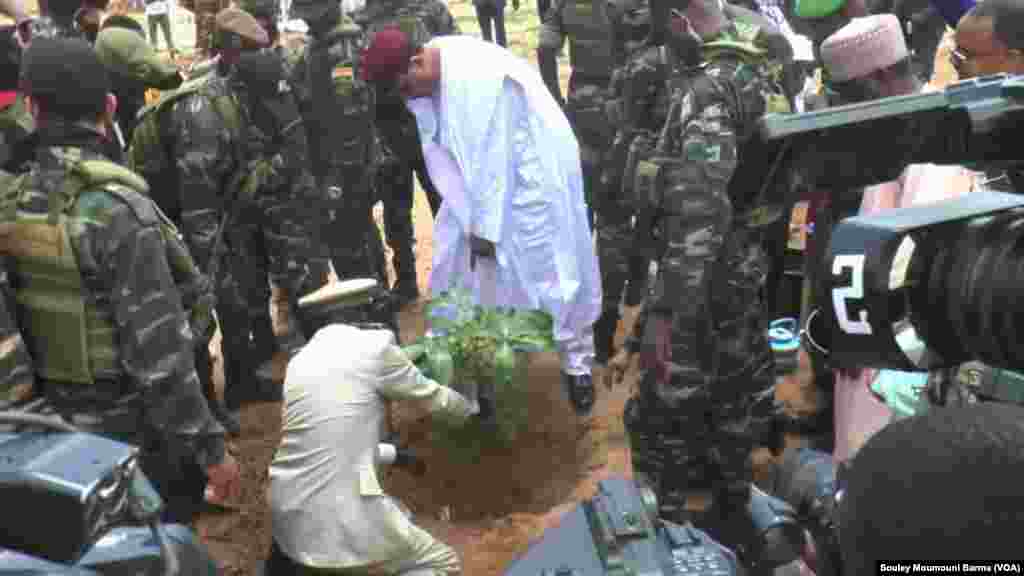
[283,0,389,287]
[537,0,625,403]
[0,37,239,522]
[598,0,663,383]
[610,0,791,539]
[129,8,322,417]
[537,0,615,231]
[353,0,455,304]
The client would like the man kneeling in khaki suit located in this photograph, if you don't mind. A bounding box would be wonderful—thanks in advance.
[266,323,479,575]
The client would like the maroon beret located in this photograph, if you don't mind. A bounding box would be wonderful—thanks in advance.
[360,26,412,83]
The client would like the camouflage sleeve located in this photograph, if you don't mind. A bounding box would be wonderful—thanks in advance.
[0,256,34,397]
[169,94,236,273]
[649,84,738,342]
[537,0,566,51]
[95,191,226,470]
[263,123,318,296]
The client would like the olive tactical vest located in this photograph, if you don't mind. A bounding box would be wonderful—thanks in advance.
[0,160,158,385]
[563,0,614,78]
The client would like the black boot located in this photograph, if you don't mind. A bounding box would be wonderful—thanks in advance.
[593,309,620,365]
[392,247,420,307]
[562,372,596,415]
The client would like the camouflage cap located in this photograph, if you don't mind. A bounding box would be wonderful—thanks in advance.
[215,6,269,46]
[94,26,182,89]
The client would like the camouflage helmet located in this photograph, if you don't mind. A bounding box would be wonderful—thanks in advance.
[94,26,182,89]
[213,7,270,50]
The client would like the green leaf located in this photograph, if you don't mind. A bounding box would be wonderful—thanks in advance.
[401,343,427,362]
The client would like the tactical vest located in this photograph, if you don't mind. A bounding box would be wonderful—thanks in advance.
[701,22,793,229]
[298,23,376,171]
[563,0,614,79]
[610,45,672,210]
[0,159,196,385]
[130,75,286,222]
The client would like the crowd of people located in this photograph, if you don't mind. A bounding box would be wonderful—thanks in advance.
[0,0,1023,572]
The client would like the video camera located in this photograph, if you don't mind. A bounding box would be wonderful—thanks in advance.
[757,73,1024,376]
[503,476,810,576]
[0,411,219,575]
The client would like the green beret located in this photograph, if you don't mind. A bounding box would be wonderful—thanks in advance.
[793,0,845,19]
[94,27,181,89]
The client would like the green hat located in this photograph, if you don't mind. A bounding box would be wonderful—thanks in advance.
[94,27,181,89]
[793,0,844,19]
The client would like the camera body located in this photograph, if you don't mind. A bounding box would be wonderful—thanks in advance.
[0,416,219,575]
[758,73,1024,375]
[503,476,743,576]
[825,191,1024,371]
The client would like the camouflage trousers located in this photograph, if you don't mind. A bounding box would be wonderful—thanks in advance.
[593,207,643,362]
[566,81,613,229]
[194,0,230,54]
[624,372,776,526]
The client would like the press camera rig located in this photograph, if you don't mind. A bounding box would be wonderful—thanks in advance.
[503,476,815,576]
[758,73,1024,377]
[0,411,219,575]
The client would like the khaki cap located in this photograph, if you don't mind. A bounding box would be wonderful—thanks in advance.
[215,7,269,46]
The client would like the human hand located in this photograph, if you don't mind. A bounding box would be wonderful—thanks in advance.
[204,452,241,505]
[608,348,636,388]
[469,235,496,271]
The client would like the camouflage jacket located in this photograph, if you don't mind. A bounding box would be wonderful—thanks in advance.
[287,17,376,185]
[629,30,788,404]
[0,123,225,467]
[158,72,318,296]
[0,256,33,399]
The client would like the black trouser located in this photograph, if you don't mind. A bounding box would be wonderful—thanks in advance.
[537,0,550,18]
[475,2,507,47]
[323,166,389,284]
[378,154,442,292]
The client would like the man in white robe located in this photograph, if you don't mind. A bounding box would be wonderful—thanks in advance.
[359,29,603,415]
